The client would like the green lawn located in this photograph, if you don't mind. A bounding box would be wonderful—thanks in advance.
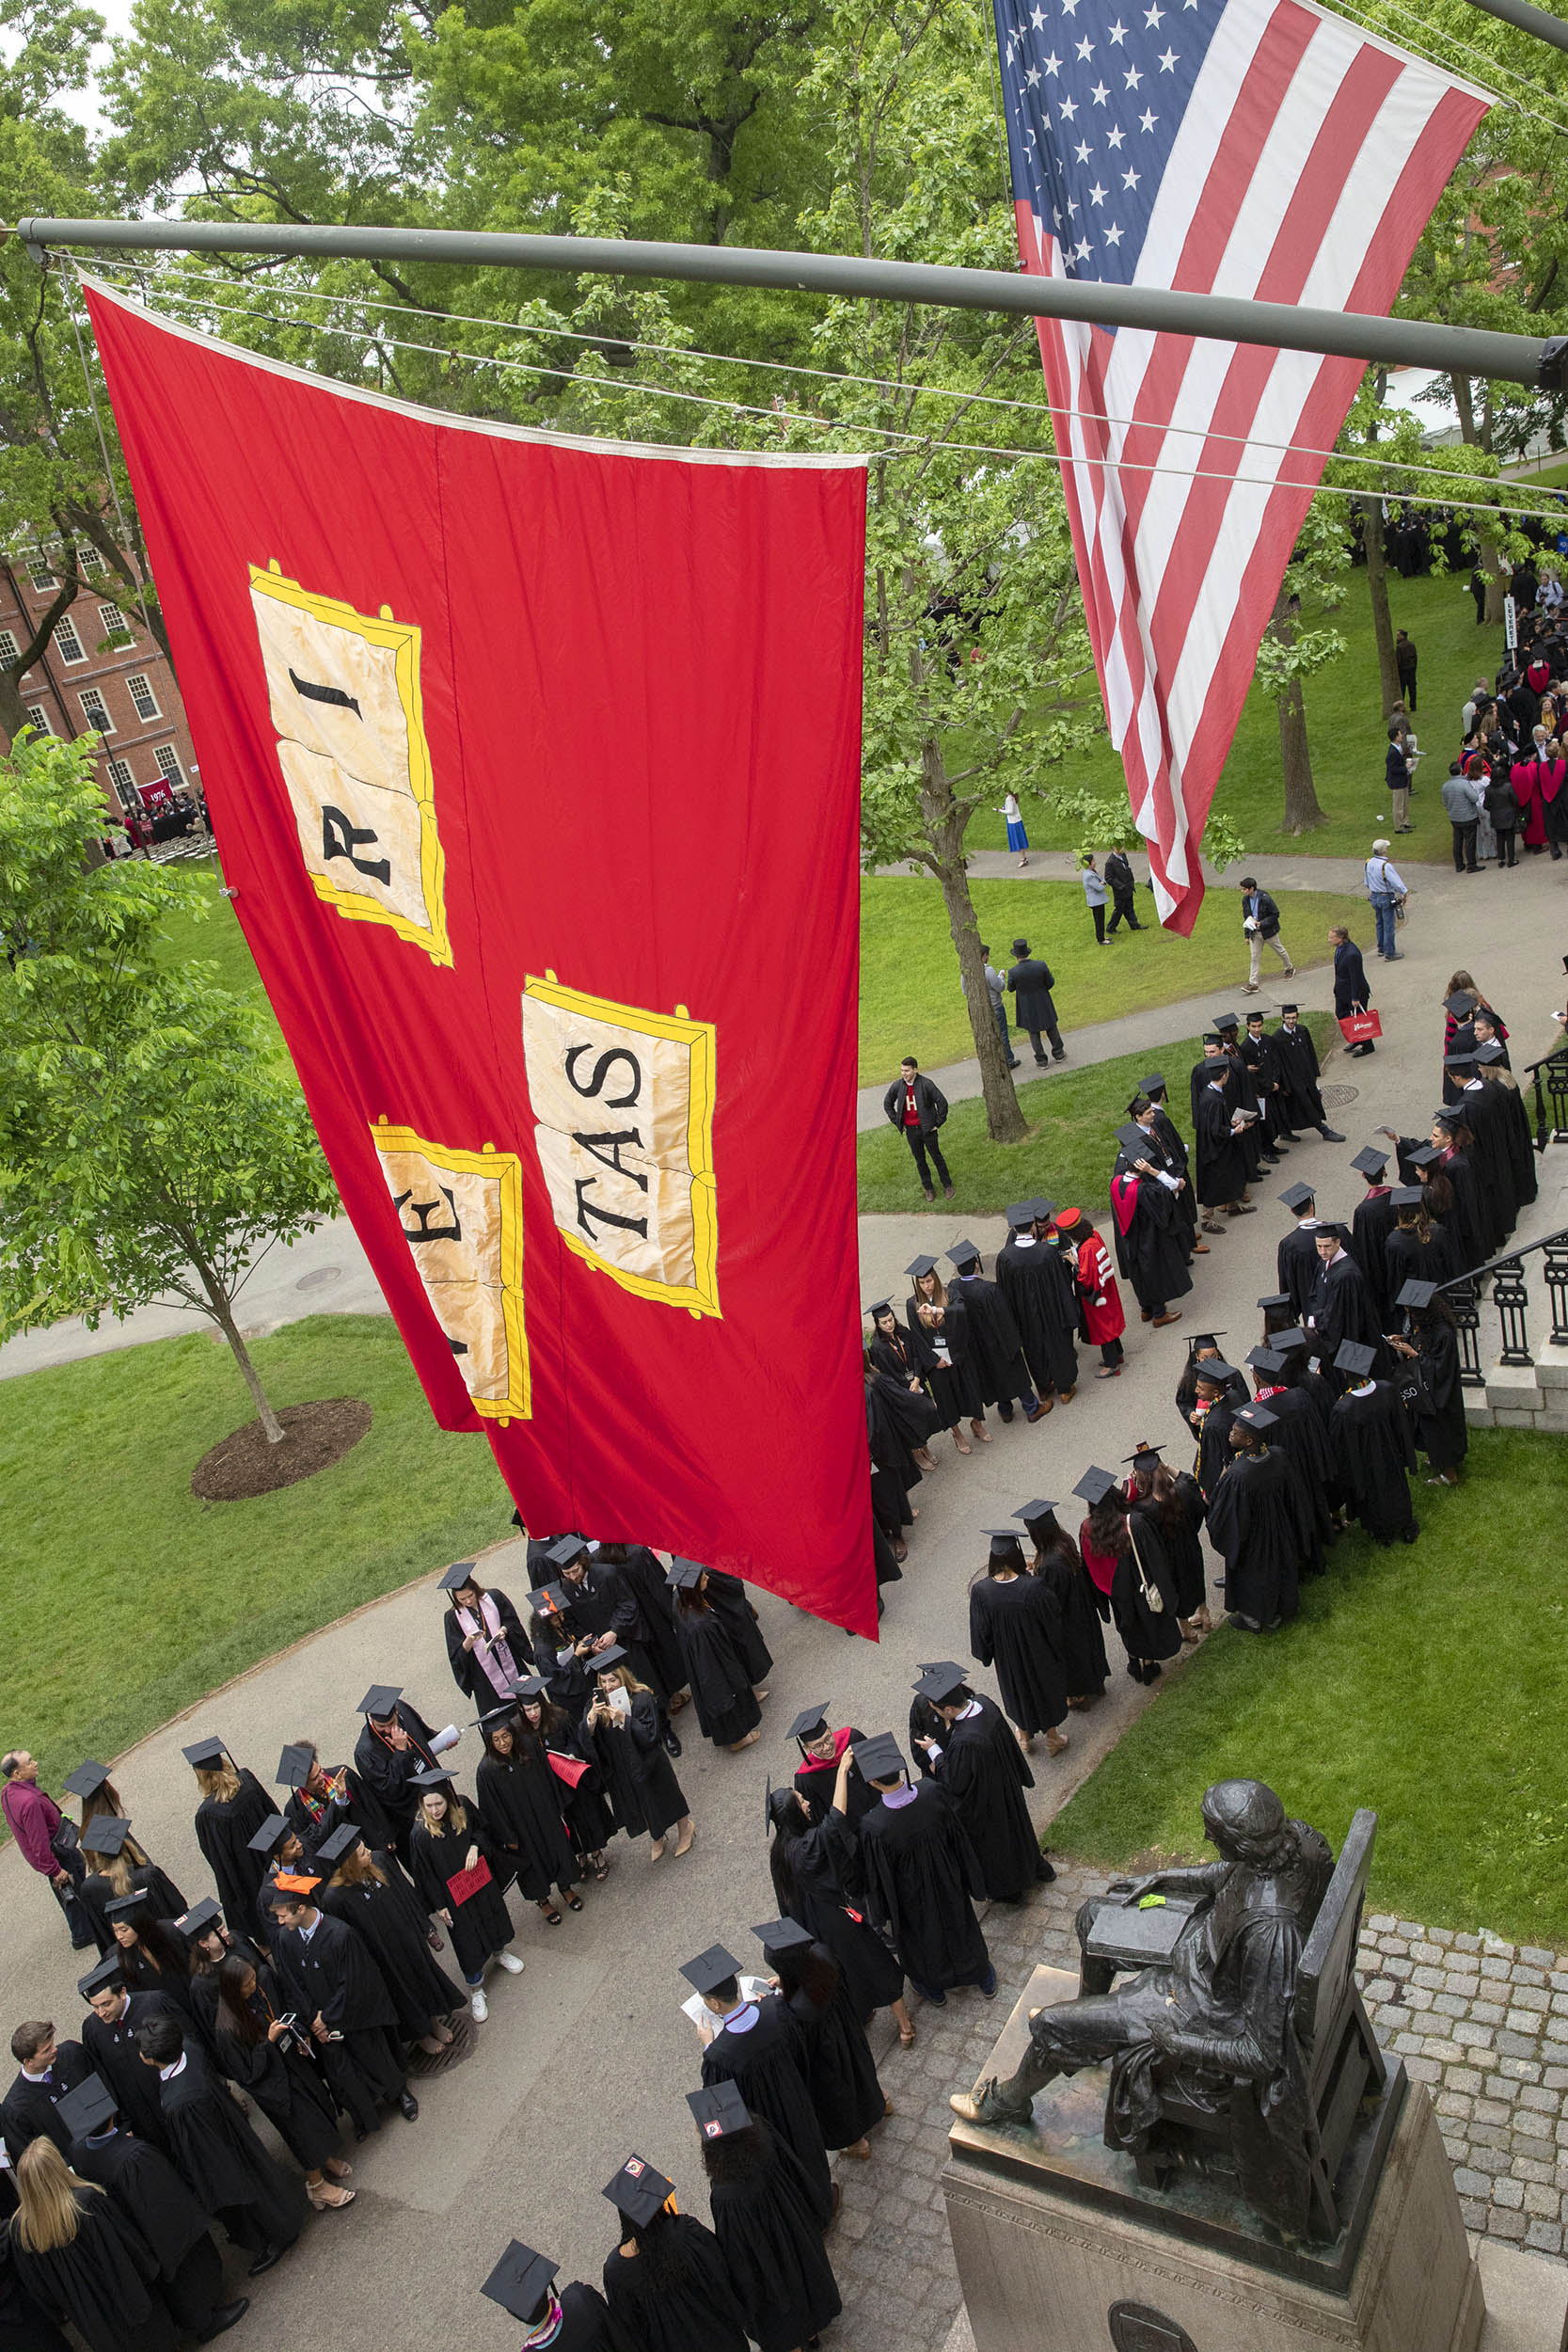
[1049,1432,1568,1946]
[966,567,1496,862]
[856,1014,1336,1216]
[0,1317,510,1802]
[859,878,1360,1087]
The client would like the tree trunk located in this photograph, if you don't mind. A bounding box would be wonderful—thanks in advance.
[1449,373,1508,622]
[1361,497,1402,718]
[187,1247,287,1442]
[918,741,1027,1145]
[1270,592,1326,834]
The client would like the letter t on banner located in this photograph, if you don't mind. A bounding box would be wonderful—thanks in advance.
[83,278,877,1635]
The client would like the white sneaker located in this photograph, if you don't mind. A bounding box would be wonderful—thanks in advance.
[469,1987,488,2022]
[495,1949,526,1975]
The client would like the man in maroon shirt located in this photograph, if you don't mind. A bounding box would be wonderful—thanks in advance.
[2,1751,95,1949]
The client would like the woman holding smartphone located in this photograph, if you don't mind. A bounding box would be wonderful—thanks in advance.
[586,1653,693,1864]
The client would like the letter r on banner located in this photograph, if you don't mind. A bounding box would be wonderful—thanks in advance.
[522,974,719,1318]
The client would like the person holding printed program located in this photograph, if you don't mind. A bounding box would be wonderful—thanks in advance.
[1363,839,1406,961]
[1238,878,1294,993]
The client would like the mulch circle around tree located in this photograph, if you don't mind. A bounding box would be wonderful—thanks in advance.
[191,1398,372,1502]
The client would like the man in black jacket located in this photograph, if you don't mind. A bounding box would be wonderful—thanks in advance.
[1103,847,1143,932]
[1239,877,1294,993]
[1006,938,1066,1064]
[882,1057,954,1202]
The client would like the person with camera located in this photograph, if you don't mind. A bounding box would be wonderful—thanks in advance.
[1,1751,95,1952]
[210,1955,356,2210]
[1362,839,1406,961]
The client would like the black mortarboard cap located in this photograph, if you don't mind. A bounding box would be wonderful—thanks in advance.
[850,1732,907,1784]
[667,1559,705,1591]
[356,1686,403,1718]
[1201,1032,1224,1046]
[1398,1278,1439,1309]
[181,1737,227,1768]
[1122,1445,1163,1470]
[409,1766,454,1791]
[687,2083,752,2140]
[1444,990,1476,1017]
[481,2242,561,2325]
[276,1743,315,1789]
[1116,1122,1151,1157]
[1194,1359,1240,1384]
[946,1239,982,1269]
[1274,1327,1307,1353]
[1389,1184,1425,1207]
[914,1663,970,1706]
[787,1704,830,1744]
[1012,1498,1057,1524]
[1212,1009,1240,1029]
[591,1645,629,1676]
[174,1898,222,1939]
[1139,1072,1166,1094]
[603,2156,675,2229]
[246,1812,292,1856]
[510,1674,549,1701]
[77,1953,125,1998]
[1004,1200,1036,1230]
[1126,1091,1150,1119]
[912,1661,966,1681]
[79,1815,132,1858]
[438,1561,481,1592]
[1351,1145,1389,1176]
[752,1916,815,1955]
[55,2074,118,2141]
[863,1298,893,1322]
[104,1890,152,1922]
[535,1583,570,1614]
[1234,1404,1278,1430]
[1477,1040,1505,1064]
[905,1253,940,1279]
[546,1534,588,1567]
[1246,1347,1285,1374]
[1072,1466,1119,1506]
[1336,1341,1377,1377]
[1278,1183,1316,1212]
[1028,1197,1055,1221]
[1433,1107,1461,1128]
[62,1760,111,1801]
[680,1944,742,1995]
[1185,1332,1224,1354]
[1280,1003,1300,1014]
[1443,1053,1478,1073]
[316,1822,361,1867]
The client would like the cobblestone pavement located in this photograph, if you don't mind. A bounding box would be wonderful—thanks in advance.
[832,1871,1568,2352]
[1358,1912,1568,2259]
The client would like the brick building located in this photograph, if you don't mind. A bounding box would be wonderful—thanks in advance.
[0,548,198,819]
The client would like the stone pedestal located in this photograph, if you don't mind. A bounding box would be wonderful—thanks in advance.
[942,1964,1483,2352]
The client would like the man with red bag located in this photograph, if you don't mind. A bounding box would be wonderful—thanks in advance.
[1330,926,1378,1058]
[1053,1209,1127,1379]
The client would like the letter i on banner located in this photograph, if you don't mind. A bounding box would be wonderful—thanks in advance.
[522,974,719,1317]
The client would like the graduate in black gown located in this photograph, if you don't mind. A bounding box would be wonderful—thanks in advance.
[1350,1145,1400,1325]
[211,1957,354,2203]
[945,1242,1041,1422]
[77,1957,182,2155]
[7,2139,174,2352]
[1241,1010,1292,1151]
[1476,1045,1538,1207]
[474,1708,582,1926]
[1307,1229,1389,1385]
[102,1895,208,2042]
[1445,1061,1519,1241]
[184,1740,275,1941]
[1124,1444,1209,1634]
[351,1687,452,1863]
[600,2155,750,2352]
[0,2161,71,2352]
[515,1681,616,1875]
[905,1256,989,1452]
[1330,1342,1419,1543]
[1202,1407,1308,1630]
[316,1823,463,2052]
[1389,1279,1468,1486]
[914,1668,1046,1902]
[788,1705,873,1833]
[1275,1184,1323,1325]
[265,1872,418,2128]
[1,2026,93,2160]
[867,1304,942,1469]
[58,2074,247,2344]
[688,1947,832,2215]
[481,2239,619,2352]
[438,1563,533,1713]
[704,1571,774,1691]
[1075,1472,1183,1685]
[595,1542,690,1718]
[670,1565,763,1753]
[1014,1502,1110,1704]
[76,1817,184,1952]
[766,1762,911,2044]
[692,2084,841,2352]
[585,1656,693,1860]
[852,1733,994,2001]
[274,1744,359,1867]
[1383,1185,1460,1297]
[1187,1361,1242,1505]
[1110,1117,1193,1323]
[755,1919,886,2157]
[1245,1350,1337,1564]
[176,1900,265,2048]
[995,1203,1079,1404]
[405,1775,521,2018]
[134,2013,306,2272]
[1273,1006,1342,1138]
[1193,1042,1254,1218]
[969,1534,1069,1751]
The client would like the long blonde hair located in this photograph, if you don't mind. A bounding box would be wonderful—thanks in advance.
[194,1763,242,1804]
[329,1846,388,1891]
[912,1268,947,1312]
[418,1790,468,1840]
[13,2140,100,2252]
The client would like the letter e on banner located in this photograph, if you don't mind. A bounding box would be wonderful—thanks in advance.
[250,563,451,965]
[522,974,719,1317]
[372,1124,529,1419]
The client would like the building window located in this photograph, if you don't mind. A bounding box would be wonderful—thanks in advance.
[106,757,136,807]
[79,689,112,734]
[0,629,19,667]
[24,706,52,735]
[29,557,56,591]
[154,744,183,785]
[126,673,161,722]
[98,601,133,647]
[53,616,86,664]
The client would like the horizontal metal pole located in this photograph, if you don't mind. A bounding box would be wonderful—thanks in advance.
[1461,0,1568,56]
[11,214,1567,390]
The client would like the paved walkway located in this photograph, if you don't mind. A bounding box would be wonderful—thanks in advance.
[875,848,1444,890]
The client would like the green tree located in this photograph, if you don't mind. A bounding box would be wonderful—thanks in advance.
[0,731,340,1442]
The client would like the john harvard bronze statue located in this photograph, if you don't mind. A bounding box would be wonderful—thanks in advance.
[951,1779,1387,2241]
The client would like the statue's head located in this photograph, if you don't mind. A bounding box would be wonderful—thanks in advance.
[1201,1778,1288,1866]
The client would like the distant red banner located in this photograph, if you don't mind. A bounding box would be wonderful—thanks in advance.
[86,278,875,1634]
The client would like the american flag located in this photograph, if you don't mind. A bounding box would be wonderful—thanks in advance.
[993,0,1487,930]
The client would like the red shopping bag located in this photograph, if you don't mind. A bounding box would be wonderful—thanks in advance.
[1338,1009,1382,1044]
[445,1857,494,1906]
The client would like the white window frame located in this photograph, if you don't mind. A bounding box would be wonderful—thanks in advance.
[52,616,86,664]
[153,744,183,785]
[24,705,51,735]
[28,559,56,592]
[78,689,112,733]
[98,601,132,646]
[106,757,136,803]
[125,672,161,722]
[0,630,19,666]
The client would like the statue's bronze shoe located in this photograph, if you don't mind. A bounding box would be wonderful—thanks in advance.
[949,2077,1032,2126]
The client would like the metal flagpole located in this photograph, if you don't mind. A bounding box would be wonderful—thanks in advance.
[1457,0,1568,54]
[9,215,1567,390]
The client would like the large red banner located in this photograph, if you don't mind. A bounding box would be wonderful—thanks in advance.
[85,278,875,1634]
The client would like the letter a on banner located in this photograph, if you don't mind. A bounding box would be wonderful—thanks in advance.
[82,278,875,1635]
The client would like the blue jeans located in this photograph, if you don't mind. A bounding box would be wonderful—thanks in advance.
[993,1001,1016,1059]
[1370,896,1397,958]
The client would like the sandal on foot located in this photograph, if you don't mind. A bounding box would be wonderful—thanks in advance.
[538,1904,562,1926]
[564,1892,584,1911]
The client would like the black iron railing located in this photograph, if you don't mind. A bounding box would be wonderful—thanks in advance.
[1525,1046,1568,1152]
[1438,1225,1568,1385]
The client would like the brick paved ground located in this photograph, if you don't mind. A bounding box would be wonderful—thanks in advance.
[830,1870,1568,2352]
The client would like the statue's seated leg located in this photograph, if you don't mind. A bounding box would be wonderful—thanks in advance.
[951,1986,1152,2126]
